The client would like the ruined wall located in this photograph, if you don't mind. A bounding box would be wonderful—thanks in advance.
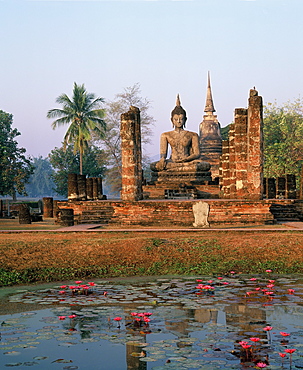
[221,89,263,200]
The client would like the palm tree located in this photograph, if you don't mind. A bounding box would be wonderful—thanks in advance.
[47,83,106,174]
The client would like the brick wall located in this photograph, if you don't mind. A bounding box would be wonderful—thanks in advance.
[56,199,277,226]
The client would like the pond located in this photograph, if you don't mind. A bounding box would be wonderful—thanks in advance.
[0,273,303,369]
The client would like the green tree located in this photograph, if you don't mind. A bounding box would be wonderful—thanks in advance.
[49,143,106,197]
[97,83,154,193]
[263,98,303,179]
[0,110,34,199]
[47,82,106,175]
[25,156,56,197]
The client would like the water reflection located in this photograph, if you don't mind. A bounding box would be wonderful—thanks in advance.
[0,275,303,369]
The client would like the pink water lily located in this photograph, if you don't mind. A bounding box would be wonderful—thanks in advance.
[280,332,290,337]
[263,326,272,331]
[250,337,260,342]
[256,362,267,368]
[266,269,272,273]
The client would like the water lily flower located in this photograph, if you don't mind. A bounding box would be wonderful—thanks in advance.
[280,332,290,337]
[103,291,107,296]
[88,282,95,286]
[59,290,65,294]
[255,287,261,291]
[68,314,77,319]
[268,279,275,283]
[196,279,203,282]
[256,362,267,368]
[288,289,295,294]
[207,280,213,284]
[285,349,296,354]
[250,277,257,281]
[238,341,249,346]
[250,337,260,342]
[75,281,82,284]
[263,326,273,331]
[113,317,122,322]
[143,317,150,323]
[279,353,287,358]
[266,269,272,273]
[230,271,235,274]
[131,312,138,316]
[58,316,66,320]
[265,291,274,295]
[241,344,251,349]
[222,282,229,285]
[60,285,67,289]
[217,277,223,280]
[143,312,152,316]
[267,284,275,289]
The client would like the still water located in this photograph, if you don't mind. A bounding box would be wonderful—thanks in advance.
[1,274,303,369]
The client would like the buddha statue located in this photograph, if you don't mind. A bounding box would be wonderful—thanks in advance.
[150,96,211,184]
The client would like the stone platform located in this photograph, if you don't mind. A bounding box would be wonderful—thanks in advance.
[54,199,303,227]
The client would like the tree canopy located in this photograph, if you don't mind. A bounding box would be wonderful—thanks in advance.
[49,143,106,197]
[47,83,106,175]
[25,156,56,197]
[263,98,303,179]
[0,110,34,199]
[97,83,154,193]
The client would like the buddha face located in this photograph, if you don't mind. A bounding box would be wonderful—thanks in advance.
[172,114,186,128]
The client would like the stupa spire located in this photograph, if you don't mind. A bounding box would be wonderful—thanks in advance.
[204,71,216,113]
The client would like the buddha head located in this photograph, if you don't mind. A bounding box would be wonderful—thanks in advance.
[171,94,187,128]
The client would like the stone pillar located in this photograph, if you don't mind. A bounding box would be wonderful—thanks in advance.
[19,204,31,224]
[286,174,296,199]
[120,106,143,201]
[97,178,104,200]
[277,177,286,198]
[92,177,98,200]
[86,178,93,201]
[68,173,79,201]
[53,200,60,218]
[77,174,87,201]
[264,178,276,199]
[228,123,236,198]
[220,140,230,198]
[43,197,53,218]
[247,89,264,200]
[234,108,248,199]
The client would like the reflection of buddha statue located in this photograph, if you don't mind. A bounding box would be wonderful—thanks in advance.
[150,96,211,184]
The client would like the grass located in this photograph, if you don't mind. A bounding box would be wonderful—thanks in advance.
[0,223,303,286]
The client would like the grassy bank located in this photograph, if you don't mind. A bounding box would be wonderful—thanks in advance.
[1,230,303,286]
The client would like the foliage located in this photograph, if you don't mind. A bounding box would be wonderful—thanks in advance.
[220,124,230,141]
[263,98,303,179]
[97,83,155,193]
[49,143,106,197]
[25,156,56,197]
[0,110,34,199]
[47,82,106,174]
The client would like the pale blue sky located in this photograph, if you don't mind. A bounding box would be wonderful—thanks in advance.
[1,0,302,158]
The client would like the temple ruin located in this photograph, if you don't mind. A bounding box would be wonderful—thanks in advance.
[53,79,303,227]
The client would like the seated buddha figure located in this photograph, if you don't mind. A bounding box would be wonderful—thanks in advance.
[151,95,211,175]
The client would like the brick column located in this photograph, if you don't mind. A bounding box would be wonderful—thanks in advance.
[221,140,230,198]
[120,106,142,201]
[247,89,264,200]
